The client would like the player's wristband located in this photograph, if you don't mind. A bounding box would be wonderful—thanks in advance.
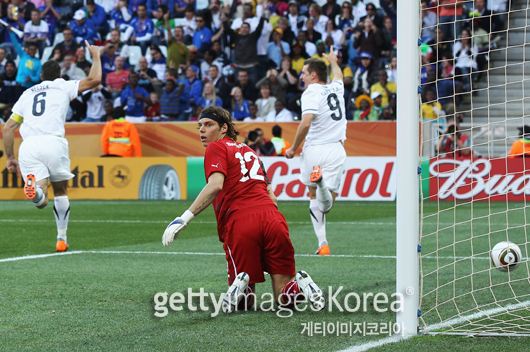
[181,210,195,223]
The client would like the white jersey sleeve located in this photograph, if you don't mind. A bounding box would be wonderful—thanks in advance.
[301,85,320,116]
[12,78,81,140]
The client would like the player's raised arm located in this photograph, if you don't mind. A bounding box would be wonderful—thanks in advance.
[78,41,102,93]
[323,45,343,82]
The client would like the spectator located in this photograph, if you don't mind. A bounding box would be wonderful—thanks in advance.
[352,52,378,99]
[145,92,161,121]
[38,0,61,45]
[76,47,92,76]
[50,47,64,64]
[10,31,40,91]
[311,40,330,72]
[101,42,130,77]
[104,29,131,59]
[61,54,87,81]
[0,48,7,75]
[370,91,385,119]
[13,0,35,22]
[1,4,26,59]
[353,94,378,121]
[192,13,212,52]
[22,9,47,59]
[266,100,293,122]
[468,13,489,79]
[102,101,114,122]
[236,69,259,104]
[166,16,190,70]
[174,0,188,18]
[266,0,288,17]
[473,0,503,34]
[231,86,250,121]
[196,82,222,108]
[322,0,341,23]
[379,16,395,65]
[353,17,383,63]
[421,0,437,42]
[453,28,477,91]
[256,68,288,104]
[222,11,265,86]
[101,107,142,157]
[277,18,295,47]
[427,27,452,67]
[370,70,396,108]
[255,83,277,119]
[383,93,396,120]
[148,44,167,81]
[440,55,454,79]
[436,122,472,158]
[270,125,292,156]
[438,0,464,41]
[53,28,79,58]
[386,56,397,83]
[130,4,154,55]
[421,88,446,123]
[247,128,277,156]
[297,31,316,56]
[182,5,197,43]
[336,2,358,32]
[243,103,263,122]
[70,9,98,45]
[0,73,17,120]
[208,64,230,109]
[287,1,307,37]
[324,19,343,50]
[363,3,384,29]
[303,19,322,44]
[152,4,172,46]
[423,70,463,122]
[340,27,358,72]
[129,0,147,14]
[146,0,174,18]
[110,0,134,42]
[136,56,160,93]
[267,28,291,68]
[121,72,152,122]
[289,40,308,74]
[84,0,109,40]
[308,4,328,36]
[1,60,19,102]
[182,65,203,106]
[200,49,222,81]
[82,85,112,122]
[160,79,186,120]
[279,56,298,103]
[380,0,397,39]
[508,125,530,158]
[106,56,130,98]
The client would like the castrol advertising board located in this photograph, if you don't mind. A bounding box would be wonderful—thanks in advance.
[261,157,397,201]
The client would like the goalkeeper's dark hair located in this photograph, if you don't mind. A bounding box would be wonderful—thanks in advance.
[304,57,328,83]
[41,60,61,81]
[201,106,239,141]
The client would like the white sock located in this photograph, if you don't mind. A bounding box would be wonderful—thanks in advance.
[310,199,327,247]
[31,185,45,207]
[316,181,333,213]
[53,196,70,243]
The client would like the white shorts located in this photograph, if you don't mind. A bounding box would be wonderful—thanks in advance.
[19,135,74,183]
[300,142,347,193]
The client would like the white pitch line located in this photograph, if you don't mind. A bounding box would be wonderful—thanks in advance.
[337,335,410,352]
[0,251,76,262]
[0,219,396,225]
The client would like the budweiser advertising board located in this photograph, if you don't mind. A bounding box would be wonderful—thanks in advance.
[426,157,530,201]
[261,157,397,201]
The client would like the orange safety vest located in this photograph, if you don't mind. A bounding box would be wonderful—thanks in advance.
[101,118,142,157]
[507,139,530,158]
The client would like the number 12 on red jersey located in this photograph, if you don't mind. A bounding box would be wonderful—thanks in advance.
[235,151,265,182]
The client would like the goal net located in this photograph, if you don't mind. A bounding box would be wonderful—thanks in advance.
[418,0,530,336]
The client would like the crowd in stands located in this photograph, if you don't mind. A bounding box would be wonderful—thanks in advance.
[0,0,507,124]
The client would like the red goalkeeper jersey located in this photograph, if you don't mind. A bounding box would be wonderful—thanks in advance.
[203,137,276,240]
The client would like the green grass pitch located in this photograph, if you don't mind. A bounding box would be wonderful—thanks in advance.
[1,200,529,351]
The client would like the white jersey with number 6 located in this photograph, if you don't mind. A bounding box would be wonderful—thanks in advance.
[12,79,80,140]
[301,80,347,148]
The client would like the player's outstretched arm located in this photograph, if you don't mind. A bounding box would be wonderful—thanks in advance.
[162,172,225,246]
[3,117,21,176]
[285,113,313,159]
[78,41,102,93]
[323,45,343,82]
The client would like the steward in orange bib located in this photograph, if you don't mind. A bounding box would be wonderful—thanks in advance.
[101,107,142,157]
[508,125,530,158]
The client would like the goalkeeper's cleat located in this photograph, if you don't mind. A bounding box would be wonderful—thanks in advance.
[315,243,330,256]
[222,272,249,313]
[309,166,322,183]
[296,270,325,311]
[24,174,36,200]
[56,240,68,252]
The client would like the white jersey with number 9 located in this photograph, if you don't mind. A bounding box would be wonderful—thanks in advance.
[12,79,80,140]
[301,80,347,149]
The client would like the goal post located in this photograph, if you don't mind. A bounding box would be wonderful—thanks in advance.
[396,0,420,337]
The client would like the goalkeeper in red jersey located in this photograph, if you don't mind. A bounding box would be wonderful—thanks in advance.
[162,106,325,313]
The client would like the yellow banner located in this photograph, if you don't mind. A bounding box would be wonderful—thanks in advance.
[0,157,187,200]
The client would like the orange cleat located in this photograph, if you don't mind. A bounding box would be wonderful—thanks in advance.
[56,240,69,252]
[309,166,322,183]
[24,174,37,200]
[315,244,330,256]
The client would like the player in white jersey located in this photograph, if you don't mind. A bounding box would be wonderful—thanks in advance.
[285,46,347,256]
[3,41,102,252]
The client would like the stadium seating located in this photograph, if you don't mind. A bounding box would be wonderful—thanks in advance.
[128,45,142,66]
[40,46,53,63]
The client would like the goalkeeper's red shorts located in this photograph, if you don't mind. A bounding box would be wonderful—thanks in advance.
[222,209,296,285]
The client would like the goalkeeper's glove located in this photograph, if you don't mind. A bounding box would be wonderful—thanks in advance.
[162,210,195,246]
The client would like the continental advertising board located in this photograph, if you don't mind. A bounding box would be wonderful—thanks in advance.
[0,157,187,200]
